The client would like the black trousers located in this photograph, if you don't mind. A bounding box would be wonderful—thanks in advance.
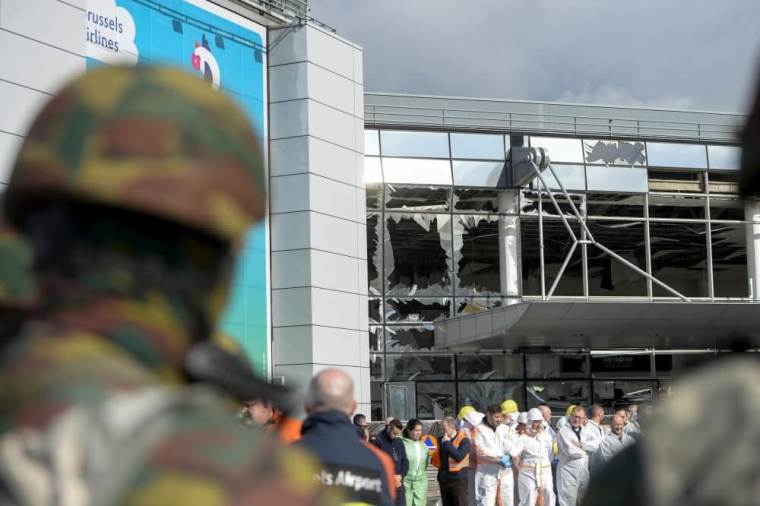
[396,485,406,506]
[439,479,467,506]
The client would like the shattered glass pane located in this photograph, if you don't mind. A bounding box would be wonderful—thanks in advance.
[520,189,585,218]
[711,224,749,297]
[369,298,382,324]
[648,170,704,193]
[526,354,589,378]
[370,354,384,381]
[454,215,501,296]
[385,325,436,351]
[709,198,744,221]
[458,381,526,413]
[385,213,452,296]
[592,380,657,411]
[520,218,542,296]
[453,188,500,213]
[707,171,739,194]
[526,381,591,410]
[456,354,524,380]
[584,139,647,166]
[369,326,383,352]
[649,194,706,219]
[385,184,450,212]
[649,222,709,297]
[387,354,454,381]
[543,219,584,296]
[586,193,644,218]
[416,382,456,420]
[385,298,451,323]
[455,297,502,315]
[587,221,648,296]
[371,382,383,421]
[367,212,383,295]
[366,184,382,210]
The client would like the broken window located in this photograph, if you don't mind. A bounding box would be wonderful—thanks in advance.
[586,193,645,218]
[592,380,657,411]
[711,224,748,298]
[367,212,382,295]
[526,353,589,379]
[385,298,450,323]
[648,170,704,193]
[520,218,543,296]
[453,188,500,212]
[520,189,585,218]
[369,326,383,352]
[587,220,648,297]
[416,382,455,420]
[387,354,454,381]
[584,139,647,166]
[709,198,744,221]
[385,213,452,296]
[526,381,591,410]
[385,185,450,212]
[458,381,525,413]
[370,354,384,381]
[456,354,524,380]
[707,171,739,194]
[385,325,436,351]
[543,219,584,296]
[366,184,382,210]
[649,194,706,219]
[455,297,502,315]
[649,222,709,297]
[369,298,382,324]
[454,215,501,296]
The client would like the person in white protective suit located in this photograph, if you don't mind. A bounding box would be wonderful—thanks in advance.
[594,414,634,471]
[556,406,600,506]
[463,410,485,504]
[473,404,521,506]
[555,404,575,432]
[584,405,606,473]
[614,407,641,440]
[501,400,521,434]
[515,409,555,506]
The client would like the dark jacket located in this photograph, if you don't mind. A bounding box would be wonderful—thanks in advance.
[297,410,395,506]
[437,431,471,482]
[372,427,410,478]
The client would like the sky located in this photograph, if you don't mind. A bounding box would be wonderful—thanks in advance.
[310,0,760,114]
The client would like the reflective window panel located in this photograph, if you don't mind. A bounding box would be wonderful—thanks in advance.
[417,382,456,420]
[385,213,452,296]
[543,220,584,296]
[452,160,505,187]
[381,157,453,185]
[530,136,584,163]
[649,222,709,297]
[450,132,505,160]
[646,142,707,169]
[365,129,380,156]
[366,184,382,210]
[707,145,740,170]
[520,190,585,218]
[387,354,455,381]
[587,221,648,297]
[536,164,586,192]
[367,213,382,295]
[649,194,706,219]
[591,353,652,378]
[586,193,644,218]
[711,224,749,298]
[385,325,436,351]
[370,382,383,421]
[364,156,383,184]
[584,139,646,166]
[456,354,524,380]
[526,381,591,410]
[369,298,382,324]
[455,297,502,315]
[710,197,744,221]
[520,218,542,296]
[648,170,703,193]
[380,130,450,158]
[586,166,648,193]
[592,380,658,411]
[526,353,590,379]
[453,188,500,213]
[369,326,383,352]
[654,352,716,377]
[458,381,526,413]
[707,171,739,194]
[385,184,450,212]
[370,353,384,380]
[454,215,500,296]
[385,298,451,323]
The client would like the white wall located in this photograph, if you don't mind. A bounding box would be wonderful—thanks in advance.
[268,23,370,415]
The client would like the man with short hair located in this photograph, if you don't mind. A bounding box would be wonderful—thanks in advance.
[473,404,520,505]
[436,416,472,506]
[615,407,640,440]
[373,418,409,505]
[596,414,634,469]
[240,398,273,427]
[585,405,606,471]
[297,368,396,505]
[354,413,370,441]
[557,406,597,505]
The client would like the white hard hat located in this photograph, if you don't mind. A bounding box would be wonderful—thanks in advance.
[528,408,544,422]
[516,411,529,425]
[464,411,485,427]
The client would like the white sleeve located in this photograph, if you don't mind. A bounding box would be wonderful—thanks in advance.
[581,428,602,453]
[558,427,587,460]
[502,436,521,458]
[598,436,616,464]
[474,430,501,460]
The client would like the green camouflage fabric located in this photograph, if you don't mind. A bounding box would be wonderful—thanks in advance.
[0,223,36,309]
[3,64,266,245]
[0,66,341,505]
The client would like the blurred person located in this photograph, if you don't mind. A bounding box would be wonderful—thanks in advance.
[434,416,472,506]
[373,418,409,505]
[240,397,274,427]
[460,409,485,501]
[270,407,303,444]
[502,399,521,431]
[354,413,370,441]
[615,407,640,440]
[515,412,529,435]
[557,406,598,506]
[0,65,336,504]
[0,223,36,340]
[297,368,396,505]
[556,404,575,431]
[585,405,606,471]
[457,405,476,430]
[474,404,520,506]
[594,414,634,470]
[539,404,560,498]
[515,408,555,506]
[402,418,429,506]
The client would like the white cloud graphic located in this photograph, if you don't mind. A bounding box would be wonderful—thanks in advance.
[86,0,138,65]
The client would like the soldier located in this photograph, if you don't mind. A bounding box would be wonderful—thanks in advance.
[0,65,338,504]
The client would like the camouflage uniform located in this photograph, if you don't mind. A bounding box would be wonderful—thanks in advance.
[0,224,36,339]
[0,66,339,505]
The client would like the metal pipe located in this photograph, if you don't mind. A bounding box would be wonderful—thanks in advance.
[547,241,579,299]
[530,163,577,241]
[544,162,595,242]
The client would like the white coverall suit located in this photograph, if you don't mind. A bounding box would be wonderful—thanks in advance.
[473,422,520,506]
[515,431,555,506]
[583,420,605,475]
[556,424,599,506]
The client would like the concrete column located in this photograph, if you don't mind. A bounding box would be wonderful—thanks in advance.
[268,24,370,415]
[745,200,760,300]
[498,190,521,305]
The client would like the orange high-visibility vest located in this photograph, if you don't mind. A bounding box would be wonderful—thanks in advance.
[432,431,469,472]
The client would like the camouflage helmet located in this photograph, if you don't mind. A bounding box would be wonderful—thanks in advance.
[0,222,36,308]
[3,65,266,243]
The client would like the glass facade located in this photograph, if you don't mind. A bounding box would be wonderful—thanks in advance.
[365,129,749,419]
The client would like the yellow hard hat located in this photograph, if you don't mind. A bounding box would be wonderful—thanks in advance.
[458,405,475,420]
[501,399,518,414]
[566,404,577,417]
